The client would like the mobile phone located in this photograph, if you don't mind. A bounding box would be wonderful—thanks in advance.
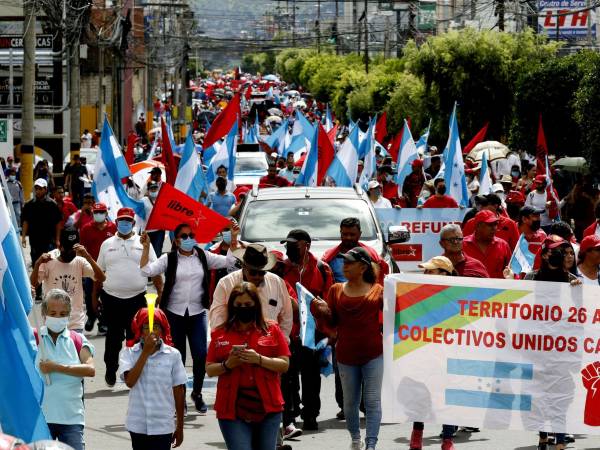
[232,344,247,352]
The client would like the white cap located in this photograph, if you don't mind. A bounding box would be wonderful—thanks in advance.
[270,152,278,159]
[368,180,380,190]
[492,183,504,193]
[34,178,48,188]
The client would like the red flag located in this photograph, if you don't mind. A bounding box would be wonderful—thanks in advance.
[463,122,489,154]
[375,112,387,144]
[388,130,403,162]
[125,131,138,166]
[327,124,339,145]
[245,87,252,101]
[160,117,178,185]
[203,92,241,149]
[317,123,335,185]
[145,183,231,242]
[536,114,548,175]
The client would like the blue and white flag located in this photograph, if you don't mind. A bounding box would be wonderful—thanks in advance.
[358,117,376,189]
[165,113,178,154]
[509,234,536,274]
[324,105,334,132]
[265,118,289,155]
[174,129,208,202]
[442,103,469,207]
[204,115,211,132]
[296,282,316,349]
[287,111,314,161]
[244,115,259,144]
[93,116,146,222]
[295,126,319,187]
[395,119,419,196]
[415,119,431,155]
[478,150,492,195]
[326,123,360,187]
[206,121,238,185]
[0,189,51,442]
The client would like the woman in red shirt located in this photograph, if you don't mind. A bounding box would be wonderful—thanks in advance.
[312,247,383,450]
[206,282,290,450]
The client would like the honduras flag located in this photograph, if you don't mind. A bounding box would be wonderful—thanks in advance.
[175,129,208,202]
[509,234,535,274]
[0,188,51,442]
[415,119,431,155]
[287,111,314,161]
[324,105,333,132]
[442,103,469,207]
[478,150,492,195]
[204,115,211,132]
[326,122,360,187]
[206,121,238,185]
[295,125,319,187]
[296,283,316,350]
[395,119,419,196]
[265,118,289,154]
[358,118,376,190]
[93,116,146,222]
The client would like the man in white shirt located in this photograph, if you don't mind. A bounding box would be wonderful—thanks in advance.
[95,207,163,387]
[209,165,236,193]
[80,129,92,148]
[525,175,554,231]
[278,153,297,184]
[139,223,239,413]
[367,180,392,208]
[209,243,293,339]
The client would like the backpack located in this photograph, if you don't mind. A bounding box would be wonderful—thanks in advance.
[33,328,84,354]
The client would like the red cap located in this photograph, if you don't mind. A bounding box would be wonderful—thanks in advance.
[116,207,135,220]
[411,159,424,168]
[474,210,499,225]
[534,174,547,184]
[506,190,525,205]
[580,235,600,254]
[269,250,285,262]
[92,202,108,212]
[543,234,567,250]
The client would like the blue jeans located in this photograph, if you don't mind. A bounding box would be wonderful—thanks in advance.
[48,423,84,450]
[218,412,282,450]
[165,309,207,395]
[338,355,383,448]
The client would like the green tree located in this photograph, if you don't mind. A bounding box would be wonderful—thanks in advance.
[574,51,600,172]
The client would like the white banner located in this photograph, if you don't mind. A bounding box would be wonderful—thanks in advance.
[382,273,600,434]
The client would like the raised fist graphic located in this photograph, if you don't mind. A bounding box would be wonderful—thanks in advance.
[582,362,600,426]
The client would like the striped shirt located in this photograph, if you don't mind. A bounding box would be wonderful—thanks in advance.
[118,342,187,435]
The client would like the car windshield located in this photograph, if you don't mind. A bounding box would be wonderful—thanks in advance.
[235,156,268,173]
[242,198,378,241]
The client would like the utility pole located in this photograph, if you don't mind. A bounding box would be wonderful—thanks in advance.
[497,0,505,31]
[70,44,81,159]
[21,0,36,200]
[316,0,321,53]
[292,0,296,46]
[335,0,340,55]
[364,0,368,73]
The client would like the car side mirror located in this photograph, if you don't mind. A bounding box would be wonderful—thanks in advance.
[387,225,410,244]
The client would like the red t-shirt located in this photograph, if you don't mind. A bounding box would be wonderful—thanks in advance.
[422,195,459,208]
[450,254,490,278]
[71,210,95,230]
[259,175,290,188]
[462,234,512,279]
[80,221,117,260]
[463,215,519,251]
[58,200,78,225]
[326,283,383,365]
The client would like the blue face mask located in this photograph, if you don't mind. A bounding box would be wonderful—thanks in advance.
[46,316,69,333]
[180,237,197,252]
[117,220,134,235]
[222,231,232,244]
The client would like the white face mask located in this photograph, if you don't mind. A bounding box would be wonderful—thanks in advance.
[45,316,69,333]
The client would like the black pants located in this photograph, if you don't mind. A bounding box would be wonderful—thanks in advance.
[130,432,172,450]
[165,309,207,395]
[282,340,302,427]
[299,346,322,421]
[102,290,146,375]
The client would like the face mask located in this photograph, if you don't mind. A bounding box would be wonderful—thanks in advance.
[8,175,15,182]
[61,248,76,263]
[93,213,106,223]
[117,220,134,235]
[511,171,520,178]
[420,190,431,200]
[530,220,541,232]
[149,191,158,199]
[547,249,564,269]
[385,174,392,182]
[233,306,255,324]
[179,237,197,252]
[437,185,447,195]
[496,192,505,202]
[46,316,69,333]
[222,231,232,244]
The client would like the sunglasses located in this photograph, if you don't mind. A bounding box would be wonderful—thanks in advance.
[178,232,195,240]
[442,237,464,244]
[246,268,266,276]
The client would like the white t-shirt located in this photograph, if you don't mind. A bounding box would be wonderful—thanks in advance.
[80,133,92,148]
[372,196,392,208]
[525,190,551,226]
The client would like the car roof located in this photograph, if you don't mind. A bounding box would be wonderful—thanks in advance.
[236,152,267,159]
[248,186,366,201]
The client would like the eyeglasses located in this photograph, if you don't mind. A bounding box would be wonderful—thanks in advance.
[442,237,464,244]
[246,268,266,276]
[178,232,195,240]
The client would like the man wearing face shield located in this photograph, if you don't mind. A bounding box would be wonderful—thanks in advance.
[280,229,334,433]
[80,203,117,334]
[30,228,106,333]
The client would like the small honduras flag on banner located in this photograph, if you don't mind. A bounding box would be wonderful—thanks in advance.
[509,234,536,274]
[296,282,317,350]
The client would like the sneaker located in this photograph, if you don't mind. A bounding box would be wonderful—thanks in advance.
[277,446,293,450]
[439,427,457,438]
[84,317,95,332]
[191,392,208,414]
[302,418,318,431]
[459,427,479,433]
[565,434,575,443]
[97,325,108,336]
[409,429,423,450]
[441,439,455,450]
[336,409,345,420]
[350,440,363,450]
[283,424,303,440]
[105,371,116,387]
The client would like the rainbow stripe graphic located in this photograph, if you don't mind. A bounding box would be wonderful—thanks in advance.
[393,283,530,360]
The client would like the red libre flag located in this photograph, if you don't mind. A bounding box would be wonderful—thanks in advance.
[125,131,138,166]
[375,112,387,144]
[536,114,548,175]
[203,92,241,149]
[317,123,335,185]
[160,116,178,185]
[463,122,489,154]
[145,183,231,242]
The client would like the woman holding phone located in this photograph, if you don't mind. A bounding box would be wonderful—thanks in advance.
[206,282,290,450]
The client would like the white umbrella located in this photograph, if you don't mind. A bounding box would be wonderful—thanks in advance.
[266,115,282,124]
[263,74,280,82]
[553,156,588,173]
[268,108,283,117]
[467,141,509,162]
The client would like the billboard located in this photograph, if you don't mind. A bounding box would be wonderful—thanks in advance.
[538,0,596,39]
